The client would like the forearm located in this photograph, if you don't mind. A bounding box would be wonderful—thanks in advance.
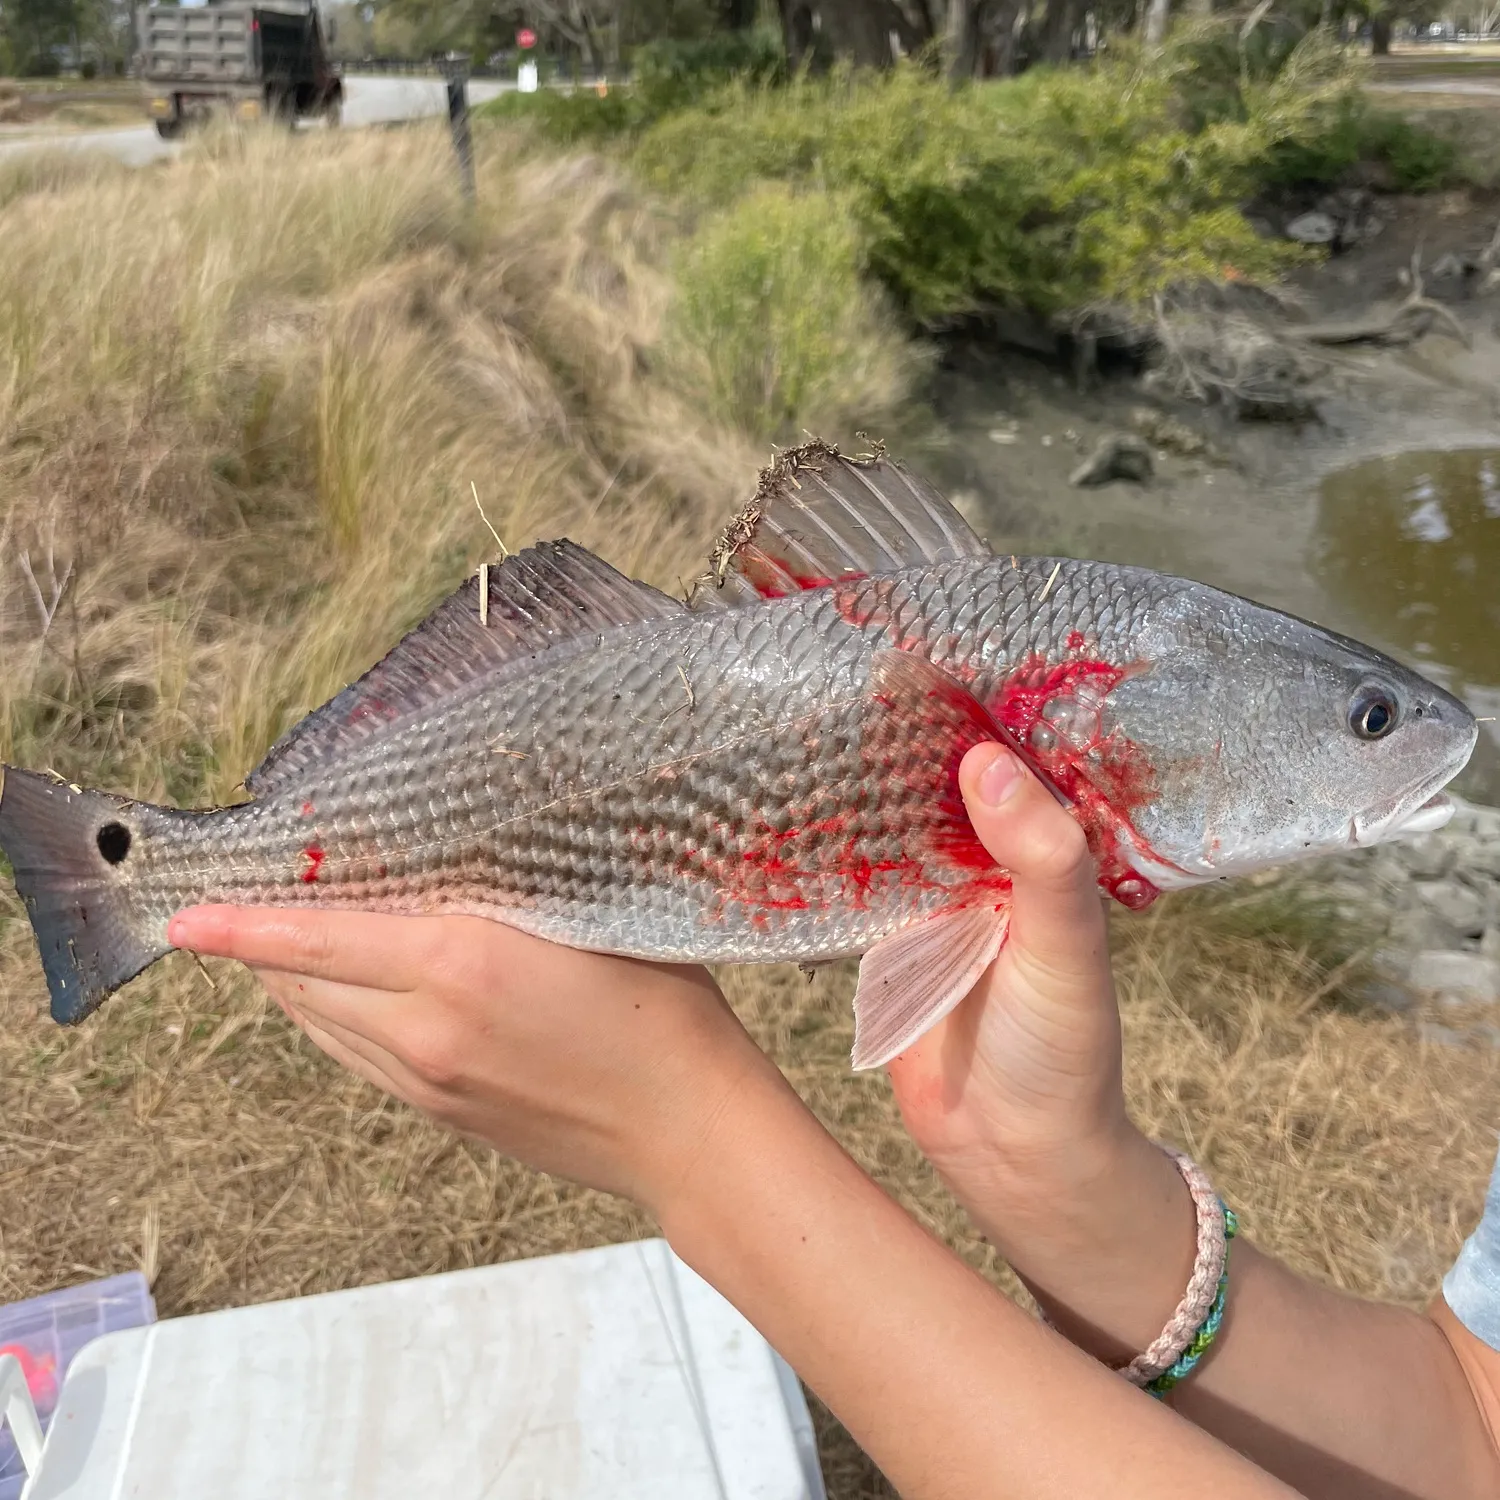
[656,1071,1296,1500]
[955,1124,1500,1500]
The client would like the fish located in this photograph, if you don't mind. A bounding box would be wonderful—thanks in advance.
[0,440,1477,1069]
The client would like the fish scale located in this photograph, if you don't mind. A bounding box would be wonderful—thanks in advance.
[0,441,1476,1071]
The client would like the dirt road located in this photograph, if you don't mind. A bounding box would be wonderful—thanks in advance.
[0,75,513,164]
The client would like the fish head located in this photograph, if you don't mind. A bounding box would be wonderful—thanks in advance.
[1091,581,1477,887]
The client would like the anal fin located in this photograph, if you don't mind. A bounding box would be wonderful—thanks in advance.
[850,907,1009,1071]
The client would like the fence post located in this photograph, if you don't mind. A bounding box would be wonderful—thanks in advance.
[439,52,475,203]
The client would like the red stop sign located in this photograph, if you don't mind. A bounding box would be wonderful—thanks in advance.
[517,28,537,48]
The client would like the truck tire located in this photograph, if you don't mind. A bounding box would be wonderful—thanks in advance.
[154,118,184,141]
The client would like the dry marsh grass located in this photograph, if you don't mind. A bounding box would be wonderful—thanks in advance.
[0,121,1495,1498]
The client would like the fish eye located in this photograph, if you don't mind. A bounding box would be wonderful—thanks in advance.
[1349,687,1398,741]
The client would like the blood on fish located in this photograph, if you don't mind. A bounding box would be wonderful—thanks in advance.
[743,555,868,600]
[347,694,397,726]
[299,845,325,884]
[1066,630,1087,652]
[987,654,1164,909]
[300,801,315,818]
[712,814,943,916]
[701,664,1016,922]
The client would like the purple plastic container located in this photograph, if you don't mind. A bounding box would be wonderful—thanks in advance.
[0,1272,156,1498]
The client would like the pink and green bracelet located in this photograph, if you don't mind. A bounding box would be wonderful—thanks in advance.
[1126,1147,1237,1400]
[1040,1145,1238,1399]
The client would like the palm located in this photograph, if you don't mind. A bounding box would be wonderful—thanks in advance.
[887,898,1125,1190]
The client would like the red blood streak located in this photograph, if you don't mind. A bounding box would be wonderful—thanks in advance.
[300,801,316,818]
[987,655,1163,909]
[679,590,1170,922]
[698,664,1017,920]
[300,845,326,883]
[347,694,398,726]
[739,549,867,600]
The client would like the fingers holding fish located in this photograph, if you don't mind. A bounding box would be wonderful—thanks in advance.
[168,906,440,992]
[889,743,1127,1194]
[256,968,419,1104]
[190,907,770,1204]
[957,744,1110,993]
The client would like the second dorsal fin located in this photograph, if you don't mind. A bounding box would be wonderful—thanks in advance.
[246,540,684,795]
[688,439,991,610]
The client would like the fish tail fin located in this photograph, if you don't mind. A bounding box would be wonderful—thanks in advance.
[0,767,173,1024]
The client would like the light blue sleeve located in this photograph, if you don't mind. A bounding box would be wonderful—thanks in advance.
[1443,1137,1500,1351]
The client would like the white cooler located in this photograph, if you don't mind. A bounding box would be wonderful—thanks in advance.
[2,1239,826,1500]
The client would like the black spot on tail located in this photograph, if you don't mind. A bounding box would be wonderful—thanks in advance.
[0,769,171,1024]
[97,822,131,864]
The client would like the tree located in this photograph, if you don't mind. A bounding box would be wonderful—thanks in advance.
[1143,0,1171,43]
[944,0,990,75]
[16,0,133,74]
[1342,0,1441,53]
[774,0,933,67]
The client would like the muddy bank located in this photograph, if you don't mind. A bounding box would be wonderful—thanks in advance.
[926,192,1500,801]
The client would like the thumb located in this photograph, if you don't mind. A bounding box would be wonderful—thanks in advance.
[958,743,1109,982]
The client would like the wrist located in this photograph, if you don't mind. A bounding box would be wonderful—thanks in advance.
[937,1106,1148,1245]
[954,1124,1200,1367]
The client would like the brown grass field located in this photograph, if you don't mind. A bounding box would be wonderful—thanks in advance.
[0,123,1497,1496]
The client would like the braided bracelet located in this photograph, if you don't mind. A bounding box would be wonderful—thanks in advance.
[1118,1147,1235,1391]
[1144,1201,1239,1400]
[1034,1146,1237,1395]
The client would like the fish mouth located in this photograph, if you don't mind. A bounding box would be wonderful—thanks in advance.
[1351,788,1457,848]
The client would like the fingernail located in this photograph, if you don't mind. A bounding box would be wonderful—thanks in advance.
[977,747,1023,808]
[167,908,208,948]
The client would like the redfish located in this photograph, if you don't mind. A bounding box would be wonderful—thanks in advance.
[0,441,1476,1068]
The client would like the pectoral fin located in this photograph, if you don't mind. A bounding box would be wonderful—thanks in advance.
[850,906,1009,1071]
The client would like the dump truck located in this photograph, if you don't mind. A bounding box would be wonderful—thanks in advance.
[134,1,343,139]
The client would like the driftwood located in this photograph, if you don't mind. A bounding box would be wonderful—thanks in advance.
[1147,293,1326,420]
[1293,252,1469,350]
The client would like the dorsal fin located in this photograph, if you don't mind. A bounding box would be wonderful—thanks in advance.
[246,540,684,795]
[688,439,991,610]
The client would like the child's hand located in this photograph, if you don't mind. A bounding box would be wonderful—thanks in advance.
[887,743,1139,1216]
[168,906,773,1213]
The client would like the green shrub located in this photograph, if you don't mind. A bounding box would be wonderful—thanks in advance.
[1261,92,1363,185]
[665,182,920,441]
[479,26,785,144]
[636,41,1337,321]
[632,29,786,112]
[482,84,641,145]
[1169,15,1350,132]
[1359,109,1461,191]
[1263,96,1461,192]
